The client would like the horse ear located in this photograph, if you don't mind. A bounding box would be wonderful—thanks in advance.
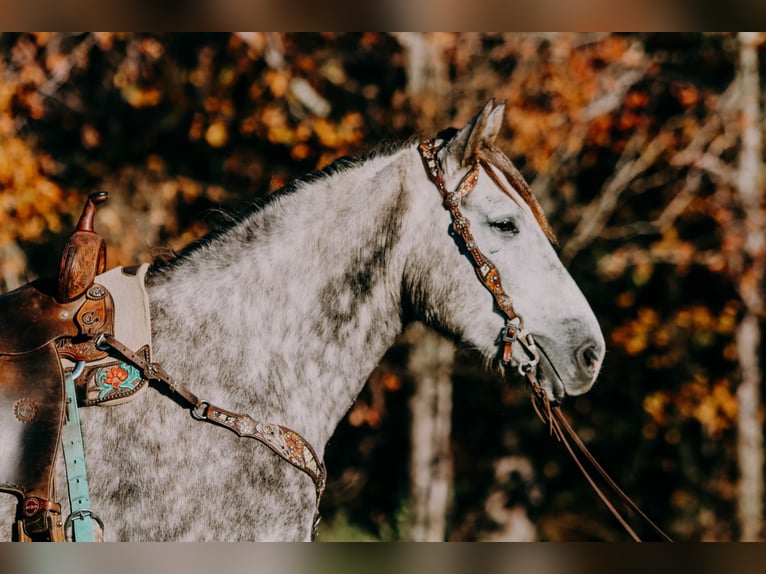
[446,99,506,166]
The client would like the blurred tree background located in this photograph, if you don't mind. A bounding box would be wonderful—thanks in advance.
[1,32,764,541]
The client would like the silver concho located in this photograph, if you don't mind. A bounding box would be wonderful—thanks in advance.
[13,399,38,423]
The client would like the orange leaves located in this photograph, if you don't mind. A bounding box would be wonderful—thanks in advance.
[106,37,167,109]
[313,115,362,149]
[30,32,52,47]
[644,377,737,439]
[138,38,164,60]
[205,120,229,148]
[611,307,660,356]
[587,115,614,148]
[498,33,644,173]
[81,124,101,149]
[0,36,71,248]
[624,90,649,109]
[264,69,290,98]
[320,59,347,86]
[121,86,162,108]
[611,300,740,385]
[685,300,739,336]
[348,371,403,429]
[0,179,66,244]
[643,391,671,426]
[348,403,382,428]
[0,79,14,115]
[248,102,364,162]
[312,119,339,147]
[649,227,697,273]
[506,106,571,173]
[93,32,115,51]
[188,113,205,142]
[381,372,402,392]
[671,83,700,107]
[259,105,291,145]
[598,247,652,282]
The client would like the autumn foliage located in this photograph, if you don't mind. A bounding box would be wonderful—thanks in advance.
[1,33,764,541]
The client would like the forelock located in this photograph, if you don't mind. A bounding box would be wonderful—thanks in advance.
[478,144,558,245]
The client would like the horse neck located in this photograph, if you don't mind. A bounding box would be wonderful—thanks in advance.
[145,148,416,449]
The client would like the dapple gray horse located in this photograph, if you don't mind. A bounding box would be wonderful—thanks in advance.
[1,101,604,540]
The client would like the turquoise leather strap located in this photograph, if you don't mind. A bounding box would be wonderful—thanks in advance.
[61,370,97,541]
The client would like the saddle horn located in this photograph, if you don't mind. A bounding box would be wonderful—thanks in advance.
[57,192,109,303]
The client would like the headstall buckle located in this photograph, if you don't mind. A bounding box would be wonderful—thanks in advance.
[502,317,522,343]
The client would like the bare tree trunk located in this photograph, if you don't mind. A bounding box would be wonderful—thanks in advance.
[405,322,454,541]
[482,456,538,541]
[391,32,455,542]
[390,33,449,97]
[735,31,766,542]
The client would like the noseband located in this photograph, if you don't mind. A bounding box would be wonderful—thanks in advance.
[418,138,672,542]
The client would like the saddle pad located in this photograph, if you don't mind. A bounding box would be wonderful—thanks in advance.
[60,264,153,407]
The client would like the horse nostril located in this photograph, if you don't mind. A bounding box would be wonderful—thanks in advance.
[577,341,602,372]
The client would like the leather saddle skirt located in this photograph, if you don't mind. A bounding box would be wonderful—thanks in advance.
[0,280,83,500]
[0,266,151,501]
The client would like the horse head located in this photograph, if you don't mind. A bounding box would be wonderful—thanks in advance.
[406,100,605,402]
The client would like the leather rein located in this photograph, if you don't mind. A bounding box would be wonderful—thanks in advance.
[418,138,672,542]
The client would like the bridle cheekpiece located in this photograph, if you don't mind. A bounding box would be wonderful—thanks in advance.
[418,138,540,375]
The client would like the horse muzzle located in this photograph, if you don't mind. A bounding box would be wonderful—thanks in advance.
[533,333,604,401]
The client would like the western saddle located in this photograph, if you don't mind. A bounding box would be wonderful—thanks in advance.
[0,193,326,542]
[0,193,128,540]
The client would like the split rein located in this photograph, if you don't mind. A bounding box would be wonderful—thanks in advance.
[526,373,672,542]
[418,138,672,542]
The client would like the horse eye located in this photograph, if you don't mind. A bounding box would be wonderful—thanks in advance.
[490,218,519,235]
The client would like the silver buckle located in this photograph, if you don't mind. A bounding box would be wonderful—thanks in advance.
[191,400,211,421]
[517,330,540,375]
[502,317,522,343]
[64,509,104,542]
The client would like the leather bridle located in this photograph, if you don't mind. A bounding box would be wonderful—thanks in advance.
[419,137,672,542]
[419,138,541,372]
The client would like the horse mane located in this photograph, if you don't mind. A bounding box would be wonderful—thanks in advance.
[149,137,417,274]
[150,132,555,277]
